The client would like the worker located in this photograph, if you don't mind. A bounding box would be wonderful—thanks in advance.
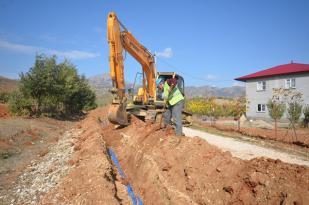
[156,78,165,101]
[162,77,185,136]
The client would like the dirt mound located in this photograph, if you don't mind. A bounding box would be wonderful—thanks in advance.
[99,118,308,204]
[0,104,10,118]
[33,107,308,204]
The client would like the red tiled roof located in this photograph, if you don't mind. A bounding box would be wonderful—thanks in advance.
[235,63,309,81]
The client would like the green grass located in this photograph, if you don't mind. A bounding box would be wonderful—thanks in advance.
[0,151,13,159]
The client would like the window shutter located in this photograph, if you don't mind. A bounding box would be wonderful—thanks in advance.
[291,78,296,88]
[285,79,289,89]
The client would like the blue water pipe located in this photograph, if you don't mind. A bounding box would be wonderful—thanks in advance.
[108,148,144,205]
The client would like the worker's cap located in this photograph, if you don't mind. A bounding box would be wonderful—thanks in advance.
[167,78,177,86]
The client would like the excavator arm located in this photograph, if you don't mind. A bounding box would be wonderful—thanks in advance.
[107,12,156,125]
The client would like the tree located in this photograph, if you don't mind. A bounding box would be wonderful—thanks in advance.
[266,93,285,138]
[19,55,57,114]
[10,54,97,117]
[231,97,247,131]
[280,89,303,141]
[302,105,309,128]
[287,101,302,140]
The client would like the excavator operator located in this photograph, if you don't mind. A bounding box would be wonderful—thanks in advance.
[156,78,165,101]
[161,77,185,136]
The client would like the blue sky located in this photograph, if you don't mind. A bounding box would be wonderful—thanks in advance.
[0,0,308,87]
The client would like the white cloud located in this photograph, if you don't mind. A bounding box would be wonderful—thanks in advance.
[0,39,100,60]
[232,81,244,86]
[47,49,100,59]
[206,74,217,80]
[155,47,173,58]
[0,39,37,54]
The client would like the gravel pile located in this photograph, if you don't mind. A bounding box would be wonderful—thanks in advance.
[3,129,81,205]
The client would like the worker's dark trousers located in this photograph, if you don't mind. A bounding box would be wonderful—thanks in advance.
[163,100,184,136]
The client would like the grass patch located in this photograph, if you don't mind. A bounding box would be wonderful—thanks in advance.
[0,151,13,159]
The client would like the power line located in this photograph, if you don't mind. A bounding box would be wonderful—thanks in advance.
[156,57,236,83]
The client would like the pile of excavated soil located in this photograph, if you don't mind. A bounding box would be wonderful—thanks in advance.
[36,107,308,204]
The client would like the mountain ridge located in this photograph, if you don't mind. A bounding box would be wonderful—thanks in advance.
[87,74,245,98]
[0,76,19,92]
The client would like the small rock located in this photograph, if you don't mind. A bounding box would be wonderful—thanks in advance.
[223,186,234,194]
[68,159,75,166]
[74,144,81,151]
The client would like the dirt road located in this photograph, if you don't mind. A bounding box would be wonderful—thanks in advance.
[184,127,309,167]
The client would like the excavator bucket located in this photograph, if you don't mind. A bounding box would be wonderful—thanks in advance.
[108,103,129,126]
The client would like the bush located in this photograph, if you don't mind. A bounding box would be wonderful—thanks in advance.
[186,97,240,118]
[8,90,33,116]
[10,54,97,117]
[0,92,10,103]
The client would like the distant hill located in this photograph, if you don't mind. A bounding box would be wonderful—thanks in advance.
[0,76,19,92]
[185,85,245,98]
[87,73,112,96]
[87,73,245,99]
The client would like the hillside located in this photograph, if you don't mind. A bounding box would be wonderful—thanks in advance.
[185,85,245,98]
[88,73,245,98]
[87,74,113,106]
[0,76,19,92]
[87,73,112,95]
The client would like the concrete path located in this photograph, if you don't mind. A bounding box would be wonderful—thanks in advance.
[183,127,309,167]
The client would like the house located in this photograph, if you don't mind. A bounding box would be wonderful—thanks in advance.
[235,62,309,119]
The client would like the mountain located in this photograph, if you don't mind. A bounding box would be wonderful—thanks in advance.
[87,73,245,99]
[87,73,112,96]
[185,85,245,98]
[0,76,19,92]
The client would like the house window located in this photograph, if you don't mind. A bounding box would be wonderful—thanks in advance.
[257,104,266,112]
[285,78,296,89]
[257,81,266,91]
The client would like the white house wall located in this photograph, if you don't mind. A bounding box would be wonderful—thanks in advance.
[245,72,309,119]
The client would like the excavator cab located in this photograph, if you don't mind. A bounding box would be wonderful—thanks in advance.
[155,72,185,106]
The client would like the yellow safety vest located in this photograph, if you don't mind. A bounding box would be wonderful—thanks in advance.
[163,82,184,106]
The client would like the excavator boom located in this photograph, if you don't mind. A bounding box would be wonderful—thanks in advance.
[107,12,157,125]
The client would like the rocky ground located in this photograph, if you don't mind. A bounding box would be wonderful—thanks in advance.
[1,129,79,204]
[0,104,74,205]
[1,106,308,204]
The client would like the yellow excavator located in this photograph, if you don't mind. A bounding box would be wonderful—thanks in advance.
[107,12,192,126]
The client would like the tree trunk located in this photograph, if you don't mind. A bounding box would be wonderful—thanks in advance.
[292,123,297,141]
[274,119,277,139]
